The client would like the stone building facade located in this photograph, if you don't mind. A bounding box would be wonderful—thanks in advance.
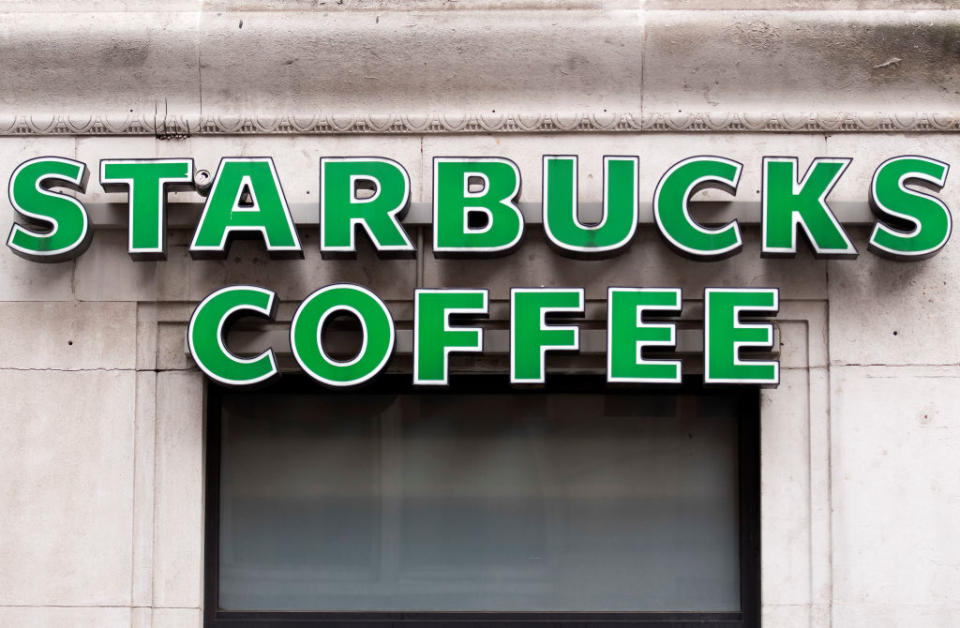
[1,2,959,627]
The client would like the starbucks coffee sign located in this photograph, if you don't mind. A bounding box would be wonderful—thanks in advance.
[5,154,952,388]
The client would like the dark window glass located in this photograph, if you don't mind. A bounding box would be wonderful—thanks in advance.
[205,376,759,627]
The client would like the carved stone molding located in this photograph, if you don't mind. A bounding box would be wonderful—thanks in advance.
[2,111,959,136]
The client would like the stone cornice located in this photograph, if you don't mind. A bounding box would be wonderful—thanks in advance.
[3,7,959,136]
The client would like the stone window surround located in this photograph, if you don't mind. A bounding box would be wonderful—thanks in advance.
[126,241,828,627]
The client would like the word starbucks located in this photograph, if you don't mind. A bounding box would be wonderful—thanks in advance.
[4,154,952,262]
[5,153,952,389]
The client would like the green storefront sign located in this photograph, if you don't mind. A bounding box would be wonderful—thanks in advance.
[6,153,952,388]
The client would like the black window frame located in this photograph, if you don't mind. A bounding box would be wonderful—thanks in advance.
[204,374,760,628]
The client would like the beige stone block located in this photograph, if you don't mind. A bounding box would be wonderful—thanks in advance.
[760,604,810,628]
[648,0,950,7]
[643,11,960,115]
[806,367,832,606]
[760,368,811,606]
[75,229,416,302]
[0,11,199,119]
[74,230,208,302]
[157,322,191,371]
[203,0,606,10]
[828,226,960,366]
[137,304,159,371]
[197,9,642,118]
[833,602,960,628]
[0,246,75,302]
[152,607,202,628]
[0,302,136,370]
[131,606,152,628]
[216,237,417,302]
[132,372,157,608]
[0,138,77,181]
[153,371,204,608]
[0,0,201,9]
[832,366,960,607]
[425,226,826,300]
[779,301,828,369]
[0,606,130,628]
[777,321,809,370]
[0,370,135,606]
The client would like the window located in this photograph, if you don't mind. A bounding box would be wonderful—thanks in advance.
[204,375,759,627]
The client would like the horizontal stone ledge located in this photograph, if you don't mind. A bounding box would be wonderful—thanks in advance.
[4,0,953,13]
[86,200,876,228]
[2,8,959,134]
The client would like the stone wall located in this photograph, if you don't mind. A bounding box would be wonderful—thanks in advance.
[1,3,958,627]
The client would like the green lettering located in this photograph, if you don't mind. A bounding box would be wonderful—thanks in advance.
[291,284,395,387]
[869,155,951,259]
[320,157,414,254]
[510,288,583,384]
[7,157,91,262]
[187,285,278,386]
[190,157,301,258]
[653,156,743,258]
[543,155,638,254]
[433,157,524,254]
[762,157,856,257]
[100,158,194,260]
[704,288,779,385]
[607,288,682,383]
[414,289,488,385]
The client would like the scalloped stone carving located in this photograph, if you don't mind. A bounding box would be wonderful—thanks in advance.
[1,112,958,136]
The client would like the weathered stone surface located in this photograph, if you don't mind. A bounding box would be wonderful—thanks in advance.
[823,134,960,365]
[761,368,812,606]
[197,9,643,120]
[75,229,417,302]
[828,226,960,366]
[132,372,157,608]
[157,322,191,371]
[0,607,130,628]
[648,0,951,6]
[0,11,199,120]
[131,607,151,628]
[2,6,957,135]
[0,302,136,370]
[833,602,960,628]
[0,245,75,302]
[0,370,135,606]
[1,4,959,626]
[425,227,827,300]
[151,607,202,628]
[779,301,828,370]
[761,604,811,628]
[136,305,159,371]
[832,366,960,614]
[153,371,204,608]
[643,11,960,116]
